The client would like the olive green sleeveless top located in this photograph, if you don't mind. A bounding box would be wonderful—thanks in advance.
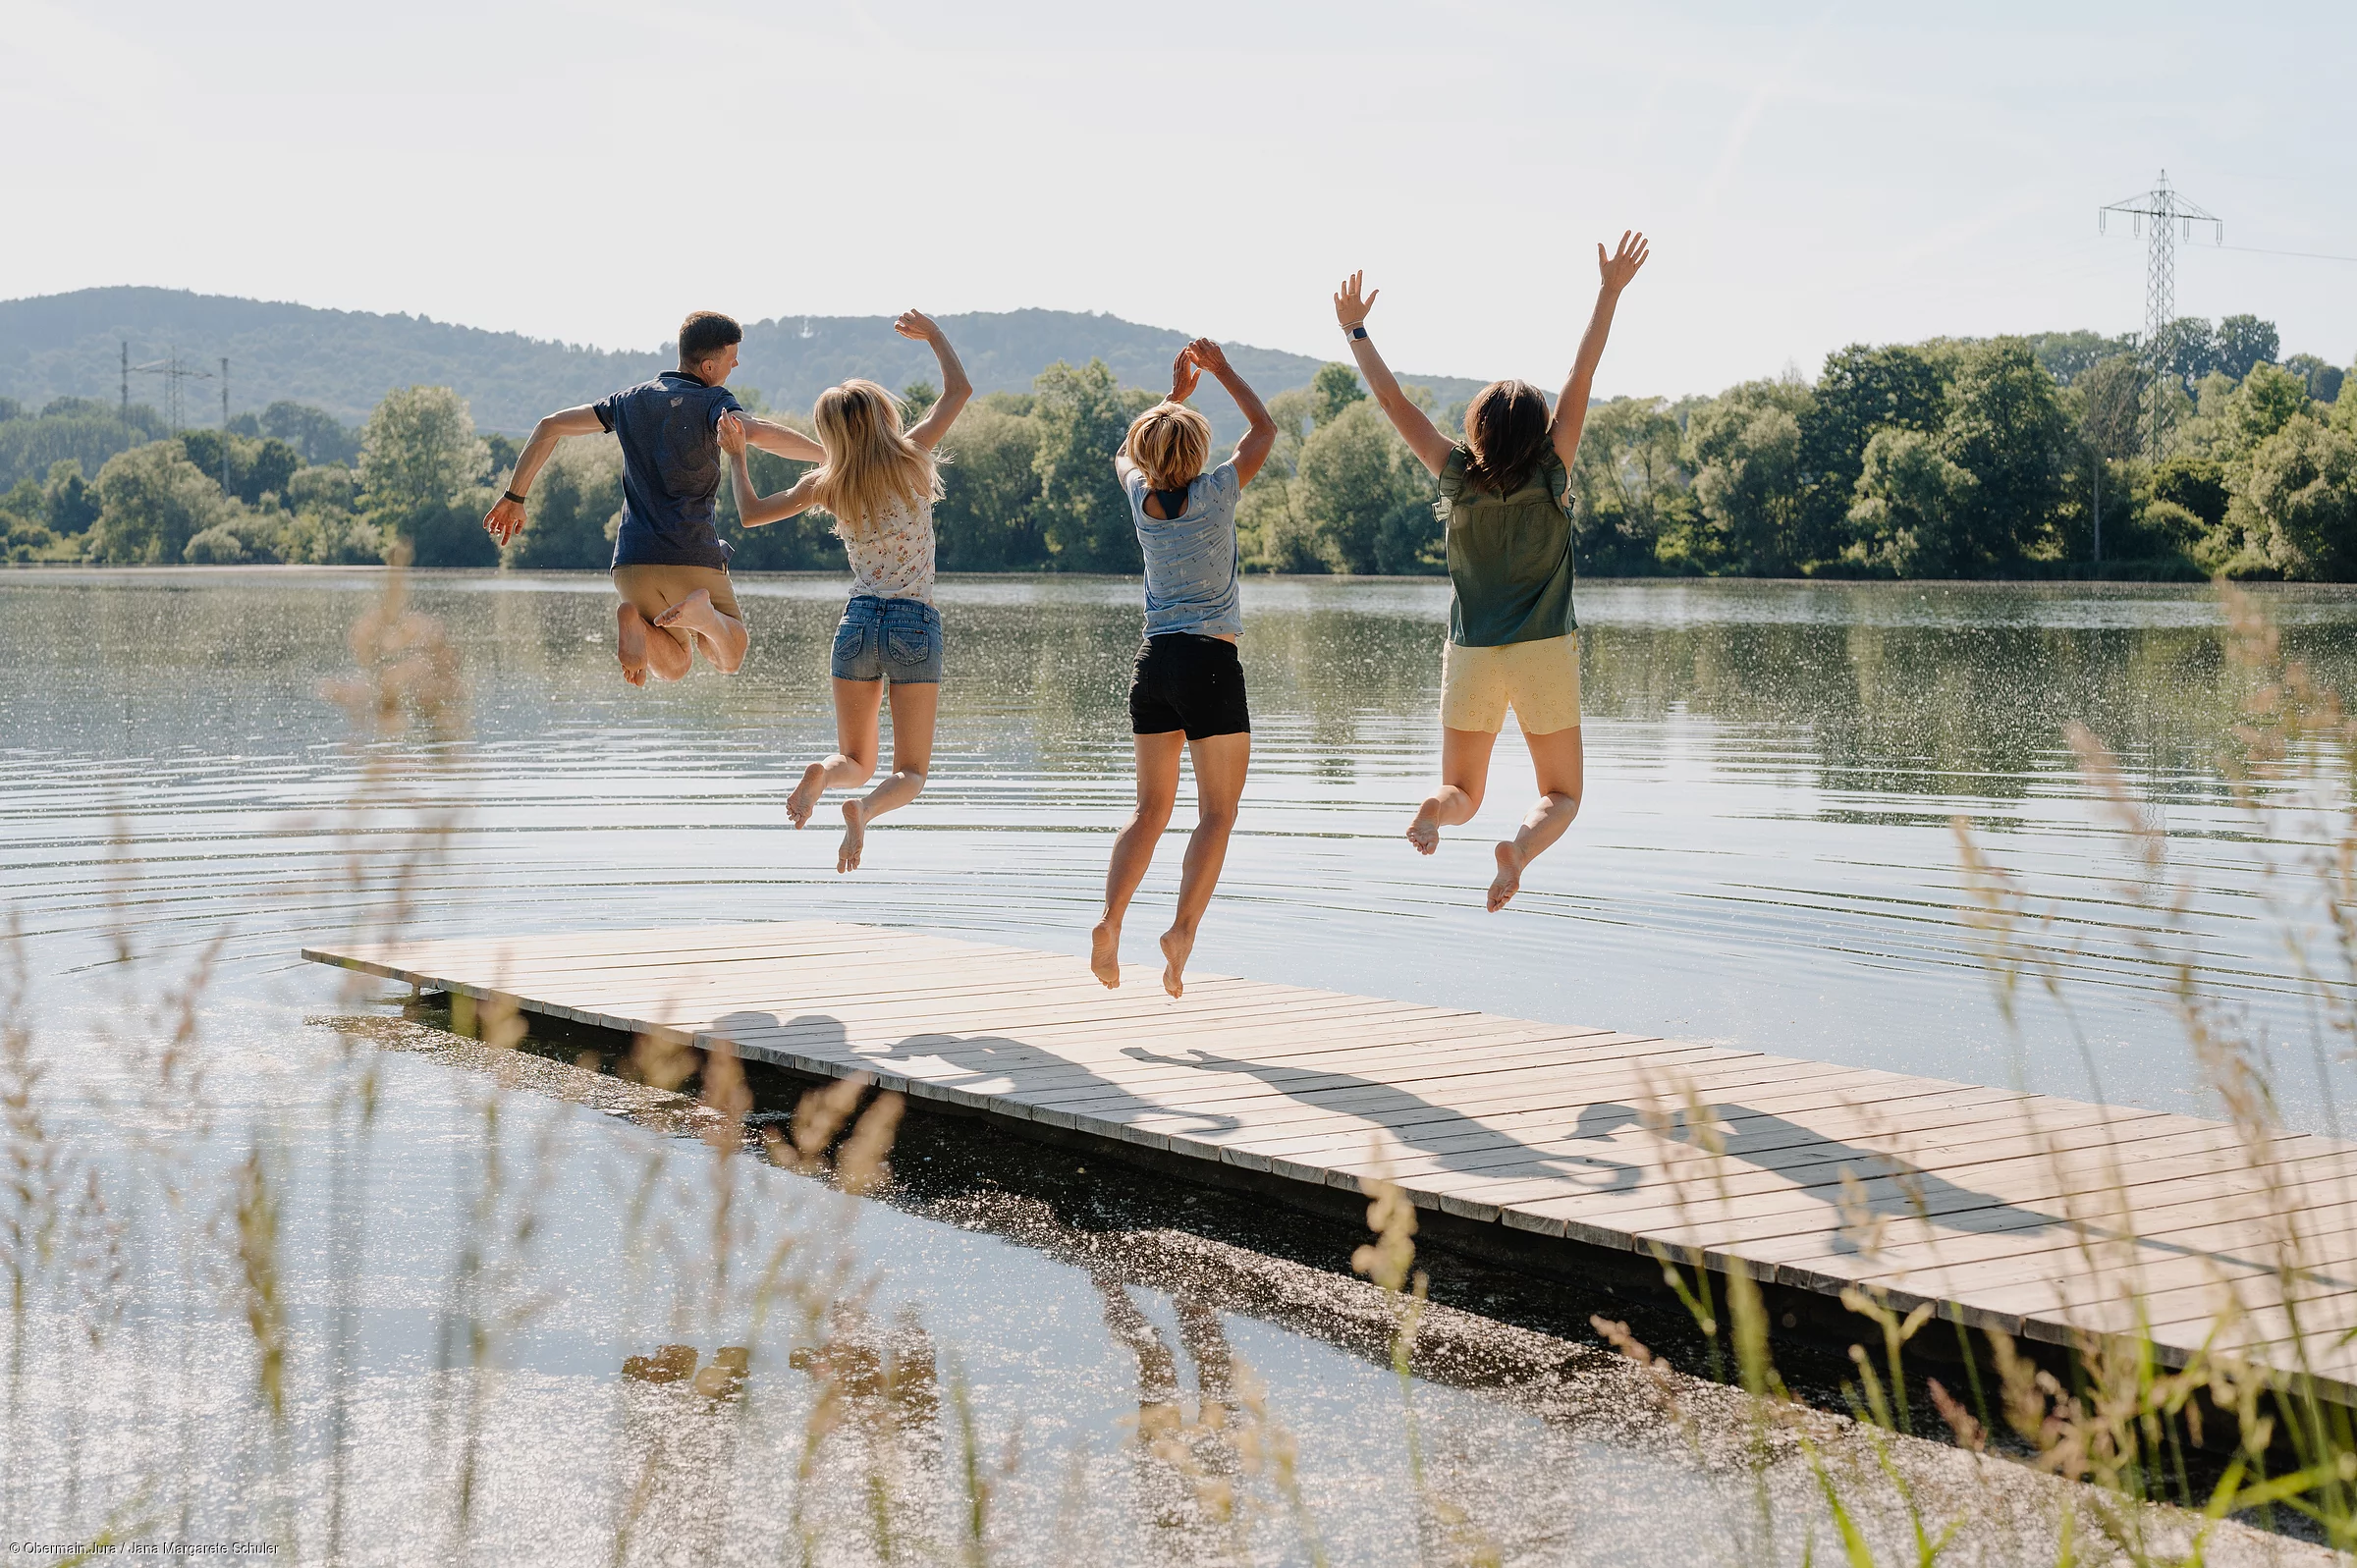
[1436,445,1577,647]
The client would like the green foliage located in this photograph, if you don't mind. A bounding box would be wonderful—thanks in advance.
[2072,354,2144,462]
[1687,379,1810,572]
[2153,454,2229,526]
[2243,415,2357,579]
[1567,396,1691,575]
[1030,358,1155,571]
[360,386,493,568]
[180,429,303,507]
[1844,427,1979,576]
[257,402,360,466]
[1934,338,2070,569]
[1796,344,1949,564]
[506,438,623,570]
[2021,329,2137,386]
[1308,363,1366,429]
[0,398,171,490]
[1292,401,1438,573]
[88,440,243,564]
[2216,313,2280,380]
[2223,361,2311,451]
[934,396,1046,570]
[2282,353,2343,406]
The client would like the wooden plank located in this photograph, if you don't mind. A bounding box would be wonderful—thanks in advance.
[302,919,2357,1401]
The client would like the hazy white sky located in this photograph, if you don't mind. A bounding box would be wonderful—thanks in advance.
[7,0,2352,398]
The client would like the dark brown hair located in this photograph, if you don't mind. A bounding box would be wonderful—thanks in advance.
[678,310,742,368]
[1461,379,1553,496]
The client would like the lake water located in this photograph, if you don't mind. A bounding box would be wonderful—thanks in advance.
[4,568,2351,1565]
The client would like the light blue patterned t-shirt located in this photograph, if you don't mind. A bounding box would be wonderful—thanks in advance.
[1123,460,1241,639]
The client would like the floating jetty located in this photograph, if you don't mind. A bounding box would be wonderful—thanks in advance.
[305,920,2357,1397]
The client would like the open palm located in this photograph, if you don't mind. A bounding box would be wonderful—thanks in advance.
[1598,232,1650,295]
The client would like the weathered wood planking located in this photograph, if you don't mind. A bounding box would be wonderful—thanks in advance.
[304,920,2357,1397]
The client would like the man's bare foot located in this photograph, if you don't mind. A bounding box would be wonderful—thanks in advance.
[787,762,826,829]
[1406,799,1443,855]
[617,604,650,687]
[1158,927,1195,999]
[1487,839,1528,912]
[1089,920,1123,989]
[837,800,865,874]
[653,587,723,646]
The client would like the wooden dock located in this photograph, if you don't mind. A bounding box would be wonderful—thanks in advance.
[304,920,2357,1396]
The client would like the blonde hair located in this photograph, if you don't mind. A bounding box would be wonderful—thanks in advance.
[808,379,942,536]
[1123,402,1212,493]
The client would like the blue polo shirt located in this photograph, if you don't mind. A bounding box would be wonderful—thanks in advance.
[593,370,744,570]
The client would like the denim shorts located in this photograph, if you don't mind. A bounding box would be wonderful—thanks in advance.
[831,595,943,684]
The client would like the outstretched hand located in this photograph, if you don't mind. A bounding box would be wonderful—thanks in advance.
[1167,345,1202,404]
[1598,231,1650,295]
[717,411,748,457]
[483,496,524,547]
[1334,270,1378,330]
[893,309,942,342]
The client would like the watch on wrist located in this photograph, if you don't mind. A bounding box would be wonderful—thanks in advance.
[1344,324,1369,341]
[503,489,527,507]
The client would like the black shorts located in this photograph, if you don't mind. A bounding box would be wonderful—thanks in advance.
[1128,634,1250,740]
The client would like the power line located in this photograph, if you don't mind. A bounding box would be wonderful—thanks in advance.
[129,347,212,436]
[2207,243,2357,266]
[2100,169,2222,456]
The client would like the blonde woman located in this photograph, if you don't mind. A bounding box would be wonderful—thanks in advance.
[1090,339,1276,997]
[720,310,971,872]
[1335,233,1648,910]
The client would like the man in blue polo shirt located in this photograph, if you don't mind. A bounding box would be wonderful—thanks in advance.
[484,310,821,684]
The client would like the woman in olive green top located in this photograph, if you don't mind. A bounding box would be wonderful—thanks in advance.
[1336,232,1649,910]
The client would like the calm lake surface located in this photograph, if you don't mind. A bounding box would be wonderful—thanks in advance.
[5,568,2353,1564]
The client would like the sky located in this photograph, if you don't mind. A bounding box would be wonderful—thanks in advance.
[6,0,2353,399]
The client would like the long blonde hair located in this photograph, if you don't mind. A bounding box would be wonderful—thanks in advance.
[808,379,942,536]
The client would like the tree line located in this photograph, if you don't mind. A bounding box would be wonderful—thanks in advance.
[5,316,2349,579]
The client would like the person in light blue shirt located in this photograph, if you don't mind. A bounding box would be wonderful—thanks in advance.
[1091,339,1277,1000]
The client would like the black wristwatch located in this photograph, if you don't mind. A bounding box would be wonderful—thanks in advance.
[503,489,527,507]
[1345,324,1369,341]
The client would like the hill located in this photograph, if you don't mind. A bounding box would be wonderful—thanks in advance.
[0,288,1488,441]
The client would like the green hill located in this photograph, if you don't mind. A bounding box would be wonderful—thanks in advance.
[0,287,1488,441]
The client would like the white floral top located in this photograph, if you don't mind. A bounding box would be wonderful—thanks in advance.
[842,496,937,605]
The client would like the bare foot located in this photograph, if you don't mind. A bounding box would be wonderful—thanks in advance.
[617,604,651,687]
[787,762,826,829]
[1089,920,1123,989]
[1405,799,1443,855]
[653,587,723,646]
[1487,839,1527,912]
[837,800,865,874]
[1158,927,1194,999]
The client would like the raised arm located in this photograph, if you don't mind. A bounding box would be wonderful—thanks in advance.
[1186,339,1277,487]
[718,413,820,527]
[1334,272,1453,476]
[1551,231,1649,468]
[1115,347,1203,483]
[483,405,605,545]
[895,311,973,452]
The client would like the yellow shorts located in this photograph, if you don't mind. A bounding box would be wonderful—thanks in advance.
[1440,633,1581,735]
[611,564,740,625]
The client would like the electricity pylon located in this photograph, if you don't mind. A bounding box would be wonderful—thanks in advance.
[2101,170,2222,455]
[130,348,213,436]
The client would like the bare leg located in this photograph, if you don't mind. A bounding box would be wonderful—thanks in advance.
[839,680,939,873]
[1489,724,1585,912]
[1159,730,1250,999]
[1092,732,1183,988]
[644,622,693,682]
[785,677,882,828]
[1406,728,1498,853]
[653,588,750,674]
[616,603,652,687]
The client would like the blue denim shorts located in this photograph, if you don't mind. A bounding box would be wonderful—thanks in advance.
[831,595,943,683]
